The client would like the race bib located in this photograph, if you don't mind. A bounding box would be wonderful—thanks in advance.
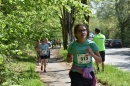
[77,54,91,64]
[40,50,46,55]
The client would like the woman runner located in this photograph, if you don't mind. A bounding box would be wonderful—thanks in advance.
[39,39,49,72]
[66,23,102,86]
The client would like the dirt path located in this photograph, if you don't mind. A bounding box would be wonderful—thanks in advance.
[35,48,104,86]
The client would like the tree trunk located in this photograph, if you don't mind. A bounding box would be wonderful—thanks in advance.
[60,7,68,50]
[115,0,129,46]
[60,6,75,49]
[81,0,90,34]
[68,6,75,42]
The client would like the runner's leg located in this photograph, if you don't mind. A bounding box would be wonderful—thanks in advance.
[100,51,105,71]
[43,58,48,72]
[41,57,43,70]
[96,62,99,71]
[102,62,105,71]
[38,52,41,65]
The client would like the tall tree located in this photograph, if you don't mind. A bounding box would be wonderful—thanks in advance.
[115,0,130,46]
[60,5,75,49]
[55,0,91,49]
[60,7,69,49]
[95,0,119,38]
[81,0,90,30]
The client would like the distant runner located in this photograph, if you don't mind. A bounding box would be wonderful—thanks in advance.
[93,28,106,71]
[39,39,49,72]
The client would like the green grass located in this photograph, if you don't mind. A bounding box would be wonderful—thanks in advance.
[0,55,4,64]
[95,65,130,86]
[59,48,68,60]
[59,48,130,86]
[1,50,44,86]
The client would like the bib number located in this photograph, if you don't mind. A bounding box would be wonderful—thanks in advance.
[40,50,46,55]
[77,54,91,64]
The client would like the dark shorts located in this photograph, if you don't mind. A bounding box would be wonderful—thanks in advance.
[99,51,105,62]
[69,71,95,86]
[40,55,48,59]
[47,51,50,59]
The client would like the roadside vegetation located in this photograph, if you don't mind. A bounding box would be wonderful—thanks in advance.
[0,0,129,85]
[95,65,130,86]
[0,49,44,86]
[59,48,130,86]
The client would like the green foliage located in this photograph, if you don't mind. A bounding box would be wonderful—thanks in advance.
[89,17,100,32]
[59,48,68,60]
[124,29,130,47]
[22,79,44,86]
[0,50,43,86]
[95,1,119,39]
[95,64,130,86]
[115,0,130,46]
[0,55,8,84]
[0,0,97,54]
[0,63,6,84]
[94,0,130,46]
[0,0,63,57]
[0,56,4,64]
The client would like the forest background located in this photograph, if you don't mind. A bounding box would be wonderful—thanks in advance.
[0,0,130,85]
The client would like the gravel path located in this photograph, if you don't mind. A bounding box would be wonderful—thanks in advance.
[35,48,104,86]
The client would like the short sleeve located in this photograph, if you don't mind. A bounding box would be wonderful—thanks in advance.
[90,42,99,53]
[67,42,74,53]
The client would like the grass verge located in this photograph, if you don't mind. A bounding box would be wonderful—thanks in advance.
[0,50,44,86]
[95,65,130,86]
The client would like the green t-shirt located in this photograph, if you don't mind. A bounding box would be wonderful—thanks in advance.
[67,39,99,68]
[93,33,106,51]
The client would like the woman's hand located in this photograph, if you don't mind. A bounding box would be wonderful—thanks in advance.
[66,54,73,63]
[86,48,102,63]
[86,48,93,55]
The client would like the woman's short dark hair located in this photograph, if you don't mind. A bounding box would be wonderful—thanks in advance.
[74,23,89,39]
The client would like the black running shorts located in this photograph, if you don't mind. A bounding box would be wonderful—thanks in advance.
[69,71,94,86]
[40,55,48,59]
[99,51,105,62]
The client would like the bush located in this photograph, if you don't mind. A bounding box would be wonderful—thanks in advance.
[59,48,67,60]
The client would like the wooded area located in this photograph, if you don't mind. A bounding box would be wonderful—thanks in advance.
[0,0,130,85]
